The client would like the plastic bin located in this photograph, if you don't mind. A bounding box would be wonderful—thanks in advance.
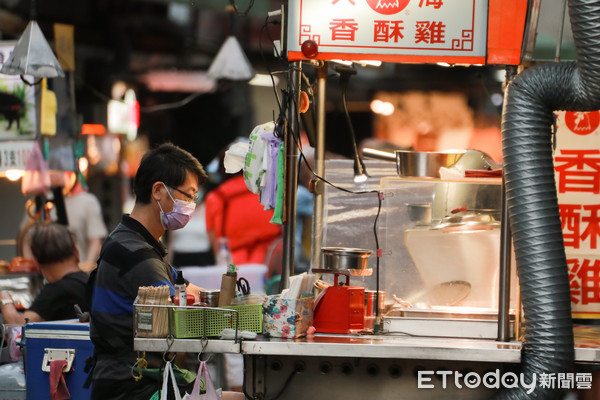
[169,304,263,338]
[23,320,93,400]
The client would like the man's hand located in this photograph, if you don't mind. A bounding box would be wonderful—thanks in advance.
[186,283,202,303]
[0,291,43,324]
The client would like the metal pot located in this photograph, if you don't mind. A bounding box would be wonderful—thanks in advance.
[198,290,220,307]
[321,247,372,272]
[406,202,432,225]
[396,150,465,178]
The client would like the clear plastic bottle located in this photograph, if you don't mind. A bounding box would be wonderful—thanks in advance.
[174,270,187,307]
[216,237,233,267]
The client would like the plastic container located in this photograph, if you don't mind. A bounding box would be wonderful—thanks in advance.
[216,237,233,267]
[170,304,263,338]
[199,290,220,307]
[24,321,93,400]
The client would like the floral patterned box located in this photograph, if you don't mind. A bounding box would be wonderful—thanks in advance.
[262,295,314,338]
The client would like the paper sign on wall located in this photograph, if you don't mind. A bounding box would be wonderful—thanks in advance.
[554,110,600,318]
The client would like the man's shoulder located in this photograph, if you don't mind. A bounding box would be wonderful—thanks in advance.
[106,223,153,251]
[61,271,89,285]
[38,271,87,297]
[99,229,162,271]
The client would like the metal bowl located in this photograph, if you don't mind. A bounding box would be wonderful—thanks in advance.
[431,210,499,233]
[396,150,466,178]
[406,202,433,225]
[321,247,372,272]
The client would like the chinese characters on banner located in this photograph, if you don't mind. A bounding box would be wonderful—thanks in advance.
[554,111,600,318]
[287,0,488,63]
[0,140,34,171]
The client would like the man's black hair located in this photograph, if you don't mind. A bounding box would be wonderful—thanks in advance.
[133,143,207,204]
[30,222,77,265]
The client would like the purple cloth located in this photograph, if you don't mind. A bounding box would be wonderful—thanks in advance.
[260,131,282,210]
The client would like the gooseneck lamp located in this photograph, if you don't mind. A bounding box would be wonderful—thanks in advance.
[335,65,369,183]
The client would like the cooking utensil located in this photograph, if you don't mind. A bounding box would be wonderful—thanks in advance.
[198,289,220,307]
[321,247,372,272]
[432,210,499,233]
[364,290,386,317]
[396,150,465,178]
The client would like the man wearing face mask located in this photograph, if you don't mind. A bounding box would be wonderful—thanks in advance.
[88,143,207,400]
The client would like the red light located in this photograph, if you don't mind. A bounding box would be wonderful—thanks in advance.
[81,124,106,135]
[301,40,318,58]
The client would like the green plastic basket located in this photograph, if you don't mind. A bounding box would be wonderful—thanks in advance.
[170,304,263,338]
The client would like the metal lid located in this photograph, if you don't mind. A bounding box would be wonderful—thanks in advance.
[432,210,499,232]
[321,247,372,257]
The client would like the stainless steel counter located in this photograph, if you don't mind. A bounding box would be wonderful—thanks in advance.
[134,337,241,354]
[135,333,523,363]
[241,334,523,362]
[135,326,600,364]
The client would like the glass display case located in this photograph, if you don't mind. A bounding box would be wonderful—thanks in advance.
[321,159,519,338]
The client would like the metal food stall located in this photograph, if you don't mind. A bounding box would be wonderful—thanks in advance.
[136,0,600,398]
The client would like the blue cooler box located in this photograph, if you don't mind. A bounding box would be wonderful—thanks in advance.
[23,320,93,400]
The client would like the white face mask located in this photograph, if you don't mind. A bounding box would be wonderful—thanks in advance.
[157,183,196,230]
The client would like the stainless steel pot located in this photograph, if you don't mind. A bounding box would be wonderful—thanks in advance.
[396,150,465,178]
[321,247,372,272]
[198,290,220,307]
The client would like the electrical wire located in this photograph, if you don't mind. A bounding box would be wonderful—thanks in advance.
[374,192,382,323]
[267,365,302,400]
[138,93,203,113]
[241,353,303,400]
[71,14,286,116]
[283,63,383,329]
[229,0,256,17]
[74,73,205,114]
[259,16,285,112]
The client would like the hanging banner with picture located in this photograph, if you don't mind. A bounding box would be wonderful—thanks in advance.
[0,41,37,140]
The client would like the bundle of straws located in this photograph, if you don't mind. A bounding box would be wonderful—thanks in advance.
[136,285,170,338]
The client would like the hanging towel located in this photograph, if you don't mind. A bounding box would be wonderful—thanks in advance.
[270,140,285,225]
[259,130,282,210]
[49,359,70,400]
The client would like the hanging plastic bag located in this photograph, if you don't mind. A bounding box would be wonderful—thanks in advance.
[183,361,220,400]
[21,141,51,196]
[159,361,182,400]
[259,130,281,211]
[244,122,274,194]
[7,326,22,361]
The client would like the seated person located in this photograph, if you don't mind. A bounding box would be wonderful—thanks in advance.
[0,222,88,324]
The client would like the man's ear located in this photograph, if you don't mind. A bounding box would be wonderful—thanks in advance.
[74,246,80,264]
[151,181,165,202]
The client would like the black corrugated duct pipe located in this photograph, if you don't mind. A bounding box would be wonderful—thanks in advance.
[495,0,600,398]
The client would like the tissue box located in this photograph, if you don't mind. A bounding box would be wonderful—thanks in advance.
[262,295,314,338]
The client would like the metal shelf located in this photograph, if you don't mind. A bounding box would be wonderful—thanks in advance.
[134,338,241,354]
[135,333,522,363]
